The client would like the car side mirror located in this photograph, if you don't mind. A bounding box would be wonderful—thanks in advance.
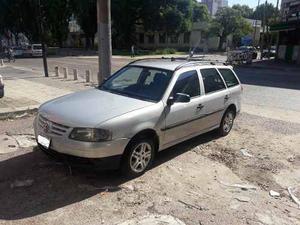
[167,93,190,106]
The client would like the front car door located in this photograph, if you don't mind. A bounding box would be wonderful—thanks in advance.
[162,69,206,146]
[199,68,230,129]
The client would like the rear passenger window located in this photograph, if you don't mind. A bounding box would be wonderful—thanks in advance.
[218,69,239,88]
[200,69,226,94]
[172,70,200,98]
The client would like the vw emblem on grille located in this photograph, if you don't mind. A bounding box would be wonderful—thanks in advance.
[42,121,51,133]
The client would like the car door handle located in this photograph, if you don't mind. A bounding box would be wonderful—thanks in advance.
[196,104,204,110]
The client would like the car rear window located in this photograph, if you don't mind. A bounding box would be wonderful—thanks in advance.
[218,69,239,88]
[200,68,226,94]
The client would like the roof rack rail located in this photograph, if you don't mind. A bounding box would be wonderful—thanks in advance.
[175,59,229,71]
[127,56,230,69]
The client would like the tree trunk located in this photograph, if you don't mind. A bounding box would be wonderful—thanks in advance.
[218,35,225,51]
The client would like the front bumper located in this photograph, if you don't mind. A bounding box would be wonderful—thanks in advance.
[33,116,130,159]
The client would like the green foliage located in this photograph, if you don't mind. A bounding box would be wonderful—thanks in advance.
[111,0,141,48]
[192,1,210,22]
[252,2,278,26]
[212,7,253,50]
[72,0,97,48]
[44,0,72,46]
[0,0,71,45]
[232,4,253,19]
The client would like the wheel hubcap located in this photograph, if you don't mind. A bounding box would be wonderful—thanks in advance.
[223,112,234,133]
[130,142,152,173]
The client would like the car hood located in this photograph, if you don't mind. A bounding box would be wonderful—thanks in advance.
[39,89,155,127]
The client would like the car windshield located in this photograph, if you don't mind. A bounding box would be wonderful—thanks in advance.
[100,66,173,102]
[33,45,42,50]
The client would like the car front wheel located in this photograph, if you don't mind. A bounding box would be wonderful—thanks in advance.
[121,138,155,177]
[218,109,235,136]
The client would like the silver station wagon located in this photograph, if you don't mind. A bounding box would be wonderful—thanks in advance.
[34,59,242,176]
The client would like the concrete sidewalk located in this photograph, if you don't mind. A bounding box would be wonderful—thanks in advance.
[0,66,91,118]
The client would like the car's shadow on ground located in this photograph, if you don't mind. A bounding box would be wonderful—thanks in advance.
[0,130,219,220]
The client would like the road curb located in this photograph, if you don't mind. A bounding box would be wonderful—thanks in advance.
[0,106,38,120]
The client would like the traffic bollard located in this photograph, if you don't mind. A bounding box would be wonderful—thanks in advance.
[63,67,68,79]
[55,66,60,77]
[86,70,91,83]
[73,69,78,80]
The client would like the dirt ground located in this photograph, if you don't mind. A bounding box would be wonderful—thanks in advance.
[0,112,300,225]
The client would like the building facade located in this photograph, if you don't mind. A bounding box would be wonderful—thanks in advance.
[271,0,300,64]
[202,0,228,16]
[135,19,261,51]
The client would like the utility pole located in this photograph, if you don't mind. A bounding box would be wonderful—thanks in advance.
[253,0,260,47]
[97,0,112,85]
[38,0,49,77]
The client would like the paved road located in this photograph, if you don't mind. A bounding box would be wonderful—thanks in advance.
[2,56,300,122]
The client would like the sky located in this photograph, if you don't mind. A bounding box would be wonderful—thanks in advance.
[228,0,280,8]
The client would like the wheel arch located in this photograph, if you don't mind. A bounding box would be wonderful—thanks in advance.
[226,104,237,117]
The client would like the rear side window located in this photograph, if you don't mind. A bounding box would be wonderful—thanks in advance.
[200,69,226,94]
[218,69,239,88]
[172,70,200,98]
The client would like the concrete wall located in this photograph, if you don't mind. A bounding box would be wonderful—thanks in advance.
[277,45,300,64]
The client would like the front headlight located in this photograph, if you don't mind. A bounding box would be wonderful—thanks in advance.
[69,128,112,142]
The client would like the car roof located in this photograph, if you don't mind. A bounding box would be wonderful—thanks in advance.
[130,59,184,71]
[130,58,230,71]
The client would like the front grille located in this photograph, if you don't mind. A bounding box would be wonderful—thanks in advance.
[38,115,70,136]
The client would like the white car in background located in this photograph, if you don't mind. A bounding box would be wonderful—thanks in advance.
[31,44,42,57]
[23,44,42,57]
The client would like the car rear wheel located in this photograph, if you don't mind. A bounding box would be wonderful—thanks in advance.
[218,109,235,136]
[121,138,155,177]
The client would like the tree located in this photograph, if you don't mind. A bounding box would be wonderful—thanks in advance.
[212,7,253,50]
[0,0,71,46]
[192,1,210,22]
[140,0,194,35]
[111,0,141,48]
[252,2,278,26]
[45,0,72,47]
[72,0,97,49]
[232,4,253,19]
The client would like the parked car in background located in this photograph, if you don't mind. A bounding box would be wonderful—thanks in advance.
[238,46,258,59]
[262,46,276,58]
[23,44,42,57]
[0,75,4,98]
[34,59,242,177]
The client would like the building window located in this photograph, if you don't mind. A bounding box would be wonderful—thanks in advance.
[139,34,144,44]
[184,32,190,44]
[147,34,155,44]
[159,33,166,44]
[170,35,178,44]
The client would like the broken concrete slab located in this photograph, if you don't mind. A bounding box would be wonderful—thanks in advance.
[118,214,186,225]
[12,134,36,148]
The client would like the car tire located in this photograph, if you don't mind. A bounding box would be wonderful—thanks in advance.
[218,109,236,137]
[120,138,155,177]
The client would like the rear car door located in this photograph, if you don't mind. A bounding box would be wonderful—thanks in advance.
[217,68,242,111]
[199,68,230,129]
[163,70,206,145]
